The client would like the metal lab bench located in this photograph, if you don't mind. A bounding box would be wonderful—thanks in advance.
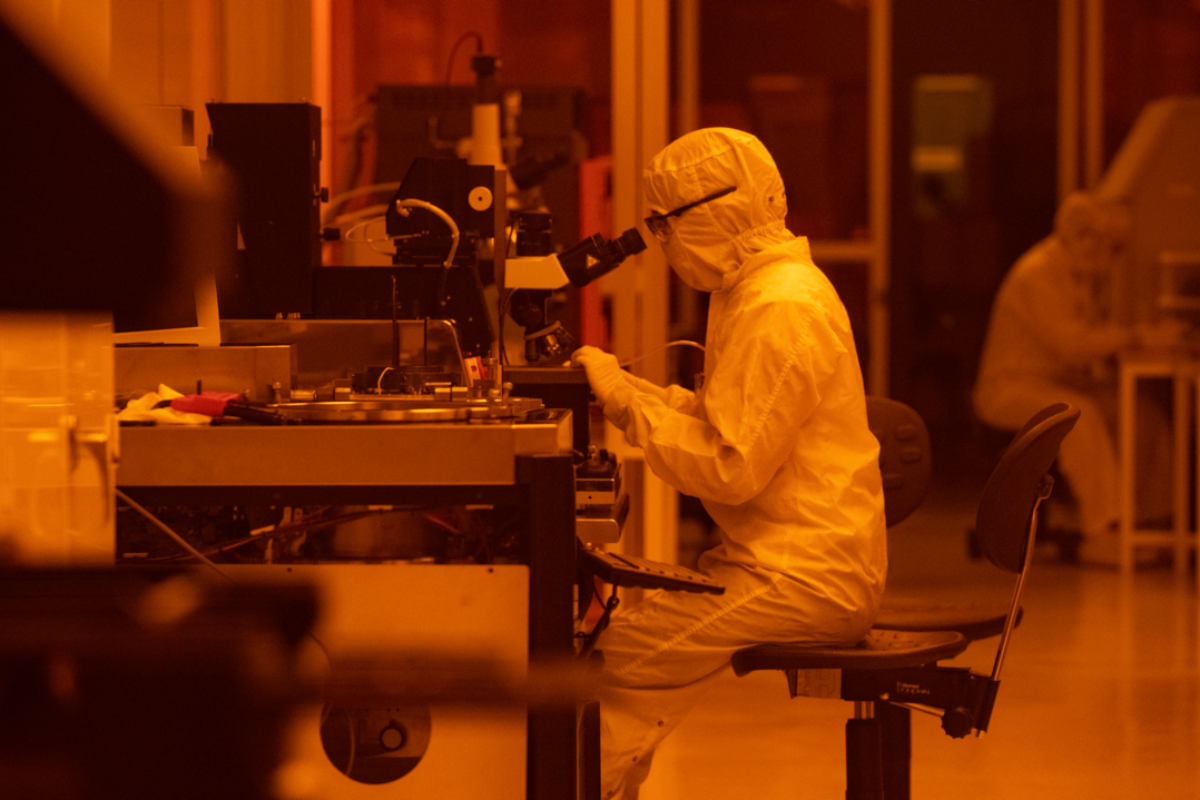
[1118,346,1200,574]
[116,410,579,800]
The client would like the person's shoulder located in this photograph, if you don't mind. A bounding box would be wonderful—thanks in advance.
[995,238,1055,293]
[730,268,844,347]
[1012,237,1062,275]
[735,261,825,310]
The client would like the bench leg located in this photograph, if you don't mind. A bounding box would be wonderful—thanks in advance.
[580,701,601,800]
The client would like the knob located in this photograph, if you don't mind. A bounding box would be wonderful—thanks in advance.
[379,721,407,751]
[940,708,974,739]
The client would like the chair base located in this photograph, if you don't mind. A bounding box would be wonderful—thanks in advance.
[846,716,884,800]
[842,703,915,800]
[879,703,912,800]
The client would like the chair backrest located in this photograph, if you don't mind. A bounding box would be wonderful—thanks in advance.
[974,402,1080,574]
[974,402,1079,689]
[867,396,932,527]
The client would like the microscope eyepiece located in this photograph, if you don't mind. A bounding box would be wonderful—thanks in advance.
[559,227,647,287]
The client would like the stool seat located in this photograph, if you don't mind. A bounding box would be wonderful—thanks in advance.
[732,629,968,675]
[873,592,1014,641]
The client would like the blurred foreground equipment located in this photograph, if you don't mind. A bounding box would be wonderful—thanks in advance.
[0,568,317,800]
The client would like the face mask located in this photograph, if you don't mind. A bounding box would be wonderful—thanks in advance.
[660,233,724,292]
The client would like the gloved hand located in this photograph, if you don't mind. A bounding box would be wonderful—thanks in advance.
[571,346,635,424]
[570,346,625,404]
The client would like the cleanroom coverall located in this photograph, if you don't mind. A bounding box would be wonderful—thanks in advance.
[973,189,1178,546]
[973,232,1128,538]
[575,128,887,799]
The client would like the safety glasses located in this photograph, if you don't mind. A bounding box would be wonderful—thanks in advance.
[644,185,736,238]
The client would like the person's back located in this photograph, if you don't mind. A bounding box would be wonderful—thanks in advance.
[974,233,1125,424]
[971,191,1172,564]
[699,242,884,597]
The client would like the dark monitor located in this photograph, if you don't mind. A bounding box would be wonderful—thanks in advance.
[0,5,226,344]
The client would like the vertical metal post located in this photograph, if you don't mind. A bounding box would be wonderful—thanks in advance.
[1060,0,1105,195]
[1059,0,1081,201]
[846,700,884,800]
[1172,368,1189,575]
[609,0,677,564]
[675,0,700,138]
[1083,0,1105,188]
[878,702,912,800]
[312,0,332,226]
[517,454,577,800]
[868,0,892,398]
[1118,362,1137,573]
[609,0,669,383]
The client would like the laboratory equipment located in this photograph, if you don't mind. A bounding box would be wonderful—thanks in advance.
[206,102,325,320]
[116,406,578,800]
[506,211,646,363]
[1096,95,1200,327]
[374,83,586,257]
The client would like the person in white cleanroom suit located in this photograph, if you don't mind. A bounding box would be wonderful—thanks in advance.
[973,191,1172,563]
[572,128,887,800]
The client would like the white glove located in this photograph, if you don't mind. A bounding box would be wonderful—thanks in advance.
[571,346,635,422]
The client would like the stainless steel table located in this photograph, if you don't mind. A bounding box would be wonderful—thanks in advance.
[116,409,579,800]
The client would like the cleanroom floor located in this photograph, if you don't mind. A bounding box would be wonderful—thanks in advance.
[639,481,1200,800]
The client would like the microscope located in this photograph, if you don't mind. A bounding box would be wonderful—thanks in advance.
[505,210,646,364]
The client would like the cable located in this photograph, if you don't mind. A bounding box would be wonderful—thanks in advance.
[423,512,462,535]
[345,199,462,266]
[327,183,401,214]
[333,203,392,230]
[325,96,378,225]
[444,31,483,87]
[394,197,461,311]
[497,222,521,366]
[115,489,234,584]
[499,289,515,366]
[395,198,460,268]
[323,182,401,225]
[341,213,399,256]
[427,31,486,153]
[618,340,706,368]
[117,492,336,691]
